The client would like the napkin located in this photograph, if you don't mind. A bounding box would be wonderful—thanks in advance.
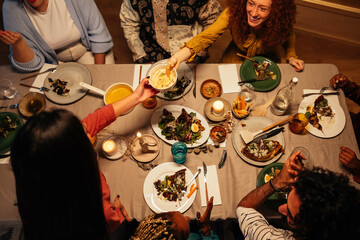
[198,165,222,206]
[218,64,241,93]
[30,63,57,94]
[207,138,227,148]
[132,64,151,90]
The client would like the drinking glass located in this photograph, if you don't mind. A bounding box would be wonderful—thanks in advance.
[291,146,311,169]
[0,79,17,99]
[239,83,255,102]
[171,142,187,164]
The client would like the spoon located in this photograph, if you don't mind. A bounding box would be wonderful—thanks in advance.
[180,168,201,198]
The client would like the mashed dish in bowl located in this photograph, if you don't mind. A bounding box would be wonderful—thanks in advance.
[149,64,177,91]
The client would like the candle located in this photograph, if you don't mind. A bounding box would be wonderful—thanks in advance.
[137,132,145,145]
[212,100,224,116]
[102,139,117,155]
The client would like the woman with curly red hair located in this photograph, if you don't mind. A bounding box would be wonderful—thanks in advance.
[170,0,304,71]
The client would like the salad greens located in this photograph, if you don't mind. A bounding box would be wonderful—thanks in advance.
[164,75,191,99]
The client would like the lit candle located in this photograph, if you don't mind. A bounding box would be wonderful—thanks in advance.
[102,139,117,155]
[212,100,224,116]
[137,132,145,144]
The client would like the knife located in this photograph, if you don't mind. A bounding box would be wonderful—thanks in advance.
[193,66,197,98]
[202,161,209,202]
[302,92,339,97]
[250,126,284,143]
[218,149,227,169]
[238,78,268,85]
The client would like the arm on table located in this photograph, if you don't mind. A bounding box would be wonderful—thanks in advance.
[0,30,35,63]
[285,33,304,72]
[238,151,305,209]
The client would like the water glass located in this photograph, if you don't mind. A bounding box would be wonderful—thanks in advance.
[171,142,187,164]
[291,146,311,169]
[239,83,255,102]
[0,79,17,99]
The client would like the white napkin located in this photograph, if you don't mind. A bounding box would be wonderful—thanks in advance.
[218,64,241,93]
[198,165,222,206]
[303,89,338,96]
[132,64,151,90]
[30,63,57,94]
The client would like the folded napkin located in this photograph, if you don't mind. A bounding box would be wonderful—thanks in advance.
[207,138,226,148]
[198,165,222,207]
[30,63,57,94]
[218,64,241,94]
[132,64,151,90]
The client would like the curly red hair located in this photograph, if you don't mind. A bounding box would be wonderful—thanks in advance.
[228,0,296,49]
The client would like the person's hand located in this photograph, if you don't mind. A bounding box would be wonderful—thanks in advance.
[339,146,360,170]
[0,30,23,45]
[196,196,214,237]
[330,73,349,89]
[114,195,131,222]
[272,151,305,190]
[133,78,159,103]
[168,47,192,70]
[288,57,304,72]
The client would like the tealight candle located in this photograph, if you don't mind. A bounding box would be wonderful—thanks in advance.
[212,100,224,116]
[102,139,117,155]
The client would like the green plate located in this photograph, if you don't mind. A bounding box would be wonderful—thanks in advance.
[256,163,284,200]
[0,112,24,154]
[240,56,281,92]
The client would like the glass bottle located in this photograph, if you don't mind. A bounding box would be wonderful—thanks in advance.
[270,77,298,115]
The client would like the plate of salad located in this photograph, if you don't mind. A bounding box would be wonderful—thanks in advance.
[0,112,24,154]
[153,62,194,100]
[151,105,210,148]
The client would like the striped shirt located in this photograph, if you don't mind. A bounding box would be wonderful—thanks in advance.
[237,206,295,240]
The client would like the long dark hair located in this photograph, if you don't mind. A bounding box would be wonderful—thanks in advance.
[228,0,296,49]
[11,109,108,240]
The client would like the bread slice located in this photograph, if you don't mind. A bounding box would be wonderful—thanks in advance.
[241,140,284,162]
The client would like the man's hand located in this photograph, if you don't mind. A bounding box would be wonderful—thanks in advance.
[273,151,305,190]
[339,146,360,170]
[196,196,214,237]
[330,73,349,89]
[288,57,304,72]
[114,195,131,222]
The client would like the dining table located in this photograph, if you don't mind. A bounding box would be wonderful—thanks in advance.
[0,63,359,224]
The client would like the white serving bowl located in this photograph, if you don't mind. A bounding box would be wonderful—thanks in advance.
[147,60,177,92]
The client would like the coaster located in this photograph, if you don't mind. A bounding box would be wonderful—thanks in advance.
[204,97,231,122]
[131,134,160,163]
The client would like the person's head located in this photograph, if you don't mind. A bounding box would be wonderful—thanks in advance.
[278,167,360,239]
[228,0,296,49]
[11,109,107,240]
[131,212,190,240]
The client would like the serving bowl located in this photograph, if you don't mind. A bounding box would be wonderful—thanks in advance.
[18,92,46,117]
[147,60,177,92]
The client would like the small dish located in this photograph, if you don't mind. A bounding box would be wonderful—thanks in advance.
[232,96,252,119]
[147,60,177,92]
[131,134,160,163]
[102,136,127,160]
[210,126,227,143]
[18,92,46,118]
[204,97,231,122]
[200,79,222,99]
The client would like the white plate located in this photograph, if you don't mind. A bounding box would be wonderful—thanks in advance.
[143,162,197,213]
[151,105,210,148]
[232,116,285,167]
[44,62,92,104]
[298,94,345,138]
[147,60,194,100]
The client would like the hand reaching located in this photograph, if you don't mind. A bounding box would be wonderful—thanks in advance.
[169,47,192,70]
[196,196,214,237]
[339,146,360,170]
[114,195,131,222]
[330,73,349,89]
[0,30,23,45]
[288,57,304,72]
[273,151,305,190]
[133,78,159,103]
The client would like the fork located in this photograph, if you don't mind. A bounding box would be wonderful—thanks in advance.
[20,83,50,92]
[20,67,56,80]
[180,168,201,198]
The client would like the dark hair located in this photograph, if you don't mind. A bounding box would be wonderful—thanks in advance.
[11,109,108,240]
[294,167,360,240]
[228,0,296,50]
